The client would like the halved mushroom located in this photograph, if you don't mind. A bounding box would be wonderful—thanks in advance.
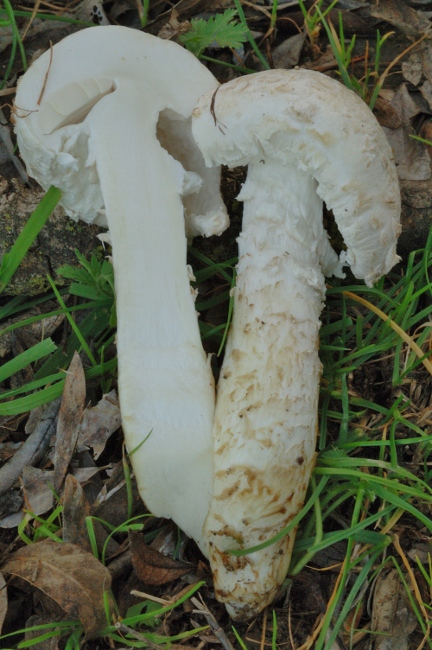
[192,69,401,619]
[14,25,228,552]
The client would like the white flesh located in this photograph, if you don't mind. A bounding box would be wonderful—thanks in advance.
[14,26,228,233]
[193,70,401,287]
[14,27,228,553]
[85,85,215,550]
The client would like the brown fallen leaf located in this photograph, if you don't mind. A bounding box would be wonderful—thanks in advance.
[62,474,91,552]
[402,51,423,87]
[129,531,191,585]
[0,466,55,529]
[2,539,111,638]
[0,571,7,635]
[271,33,305,70]
[373,94,402,130]
[25,614,60,650]
[158,9,190,40]
[371,568,417,650]
[0,398,60,498]
[383,84,431,181]
[78,389,121,460]
[420,42,432,87]
[145,0,217,35]
[371,0,431,38]
[53,352,86,492]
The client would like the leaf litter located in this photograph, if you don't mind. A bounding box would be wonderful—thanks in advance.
[1,0,432,648]
[2,538,112,638]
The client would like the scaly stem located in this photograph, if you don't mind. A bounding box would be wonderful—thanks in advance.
[205,161,329,619]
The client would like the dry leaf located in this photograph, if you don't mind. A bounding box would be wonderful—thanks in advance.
[402,51,423,86]
[371,0,431,38]
[25,615,60,650]
[383,84,431,181]
[419,80,432,112]
[0,467,54,529]
[53,352,86,492]
[371,568,417,650]
[272,34,305,70]
[71,465,103,484]
[130,531,191,585]
[0,398,60,498]
[62,474,91,551]
[146,0,218,35]
[420,42,432,85]
[158,10,190,40]
[78,390,121,459]
[373,95,402,129]
[2,539,111,638]
[0,571,7,635]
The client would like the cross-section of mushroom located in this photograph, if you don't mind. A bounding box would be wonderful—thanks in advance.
[14,25,229,553]
[192,69,401,619]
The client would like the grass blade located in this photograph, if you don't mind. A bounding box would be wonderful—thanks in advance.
[0,186,62,294]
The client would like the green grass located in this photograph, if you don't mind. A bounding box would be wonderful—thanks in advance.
[1,3,432,648]
[224,233,432,648]
[0,193,118,414]
[0,0,27,88]
[305,243,432,648]
[1,456,207,648]
[3,208,432,647]
[0,186,61,294]
[316,6,427,109]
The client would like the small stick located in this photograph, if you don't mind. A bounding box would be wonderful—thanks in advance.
[37,41,53,105]
[191,595,235,650]
[114,622,163,649]
[0,397,61,496]
[130,589,172,606]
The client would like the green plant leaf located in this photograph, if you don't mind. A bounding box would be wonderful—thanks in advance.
[0,338,57,383]
[0,186,62,293]
[179,9,248,58]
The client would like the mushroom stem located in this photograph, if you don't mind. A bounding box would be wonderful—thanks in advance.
[205,160,329,618]
[192,68,400,619]
[87,85,215,550]
[13,26,229,553]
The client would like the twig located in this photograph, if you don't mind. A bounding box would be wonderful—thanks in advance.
[37,41,53,105]
[260,609,267,650]
[21,0,42,41]
[130,589,172,606]
[114,622,163,649]
[191,595,235,650]
[0,397,61,496]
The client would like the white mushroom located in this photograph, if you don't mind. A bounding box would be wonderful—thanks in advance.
[14,25,229,553]
[192,69,401,619]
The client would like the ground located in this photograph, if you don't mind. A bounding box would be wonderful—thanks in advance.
[0,1,431,649]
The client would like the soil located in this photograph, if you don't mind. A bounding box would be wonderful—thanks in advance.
[0,1,432,649]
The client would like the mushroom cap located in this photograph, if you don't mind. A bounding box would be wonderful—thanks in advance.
[192,69,401,286]
[14,25,228,235]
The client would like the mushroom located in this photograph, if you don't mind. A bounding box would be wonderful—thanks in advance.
[14,25,229,553]
[192,69,401,619]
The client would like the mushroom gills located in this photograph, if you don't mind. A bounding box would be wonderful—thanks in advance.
[37,78,115,134]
